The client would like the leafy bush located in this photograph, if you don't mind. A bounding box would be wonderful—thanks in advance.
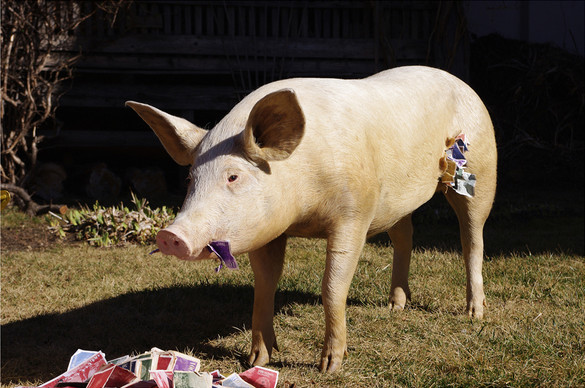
[47,193,175,247]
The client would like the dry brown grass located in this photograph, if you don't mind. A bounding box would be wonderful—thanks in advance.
[2,224,584,387]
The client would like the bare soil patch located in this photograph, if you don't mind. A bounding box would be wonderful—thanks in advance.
[1,224,57,251]
[1,215,79,252]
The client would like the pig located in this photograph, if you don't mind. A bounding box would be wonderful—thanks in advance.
[126,65,497,372]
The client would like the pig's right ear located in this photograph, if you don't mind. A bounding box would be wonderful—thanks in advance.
[126,101,206,166]
[242,89,305,165]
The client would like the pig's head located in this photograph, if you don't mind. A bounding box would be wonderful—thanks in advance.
[126,89,305,261]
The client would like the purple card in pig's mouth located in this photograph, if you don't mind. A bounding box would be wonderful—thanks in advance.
[207,241,238,272]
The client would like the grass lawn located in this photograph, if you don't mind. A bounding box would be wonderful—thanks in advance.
[1,188,584,387]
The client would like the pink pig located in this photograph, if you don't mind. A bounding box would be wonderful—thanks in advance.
[127,66,497,372]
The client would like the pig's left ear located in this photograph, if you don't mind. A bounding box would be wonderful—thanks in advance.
[126,101,207,166]
[242,89,305,165]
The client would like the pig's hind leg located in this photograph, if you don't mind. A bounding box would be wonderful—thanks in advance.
[388,214,414,311]
[248,234,287,367]
[444,182,495,319]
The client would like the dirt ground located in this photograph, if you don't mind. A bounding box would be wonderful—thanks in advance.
[1,223,56,251]
[0,214,79,252]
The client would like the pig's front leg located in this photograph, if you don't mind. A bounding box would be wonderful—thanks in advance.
[388,214,413,310]
[320,225,367,372]
[248,234,287,367]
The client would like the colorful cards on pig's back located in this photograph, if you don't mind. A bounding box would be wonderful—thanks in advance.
[440,133,476,197]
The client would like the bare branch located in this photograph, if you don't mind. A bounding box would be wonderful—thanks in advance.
[1,183,66,216]
[1,0,126,188]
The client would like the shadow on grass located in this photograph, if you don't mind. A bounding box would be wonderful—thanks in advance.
[0,284,321,384]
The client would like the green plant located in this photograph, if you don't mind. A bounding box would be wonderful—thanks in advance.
[47,193,175,247]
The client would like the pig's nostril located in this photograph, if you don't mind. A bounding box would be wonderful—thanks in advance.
[157,229,191,256]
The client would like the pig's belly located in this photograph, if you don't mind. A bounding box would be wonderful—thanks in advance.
[366,180,439,237]
[285,218,331,239]
[284,186,435,240]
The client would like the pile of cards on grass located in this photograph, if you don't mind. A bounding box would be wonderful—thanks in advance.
[19,348,278,388]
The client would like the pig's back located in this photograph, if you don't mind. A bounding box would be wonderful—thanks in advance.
[237,67,493,233]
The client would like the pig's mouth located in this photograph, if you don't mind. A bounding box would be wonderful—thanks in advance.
[150,240,238,272]
[207,241,238,272]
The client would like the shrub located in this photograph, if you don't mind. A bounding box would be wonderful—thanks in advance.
[47,193,175,247]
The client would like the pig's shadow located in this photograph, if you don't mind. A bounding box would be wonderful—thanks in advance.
[1,284,320,384]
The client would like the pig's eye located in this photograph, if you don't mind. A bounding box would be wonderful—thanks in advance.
[228,175,238,183]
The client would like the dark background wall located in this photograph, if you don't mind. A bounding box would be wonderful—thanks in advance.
[29,0,583,205]
[465,1,583,56]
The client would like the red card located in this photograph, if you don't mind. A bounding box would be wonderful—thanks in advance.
[239,366,278,388]
[87,364,136,388]
[39,353,106,388]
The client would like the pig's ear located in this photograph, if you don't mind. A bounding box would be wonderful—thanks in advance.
[242,89,305,164]
[126,101,206,166]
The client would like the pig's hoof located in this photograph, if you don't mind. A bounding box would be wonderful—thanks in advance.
[248,330,279,367]
[248,347,270,367]
[466,298,486,319]
[389,287,410,311]
[319,353,344,373]
[319,344,346,373]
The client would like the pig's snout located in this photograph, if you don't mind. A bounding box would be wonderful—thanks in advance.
[156,228,193,258]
